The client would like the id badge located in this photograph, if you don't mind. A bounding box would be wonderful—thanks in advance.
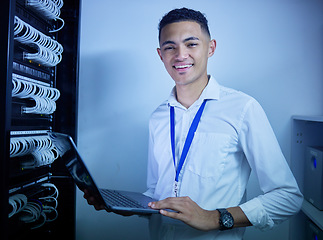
[174,181,179,197]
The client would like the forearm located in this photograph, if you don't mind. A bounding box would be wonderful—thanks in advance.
[208,206,251,230]
[227,206,252,228]
[149,196,252,231]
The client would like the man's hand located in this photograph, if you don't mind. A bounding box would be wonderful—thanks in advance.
[83,189,106,211]
[148,196,220,231]
[83,189,134,216]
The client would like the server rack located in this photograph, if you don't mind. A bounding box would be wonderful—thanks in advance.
[0,0,81,239]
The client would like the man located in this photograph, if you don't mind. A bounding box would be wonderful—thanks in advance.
[85,7,303,238]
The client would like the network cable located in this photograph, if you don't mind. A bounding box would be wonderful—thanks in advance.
[26,0,65,32]
[12,73,60,115]
[9,182,59,229]
[14,16,63,67]
[10,135,59,168]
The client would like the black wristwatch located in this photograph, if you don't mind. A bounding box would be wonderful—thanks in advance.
[217,208,234,230]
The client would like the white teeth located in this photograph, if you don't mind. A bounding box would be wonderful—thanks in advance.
[174,64,192,69]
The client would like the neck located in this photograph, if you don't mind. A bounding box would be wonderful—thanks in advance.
[176,75,209,109]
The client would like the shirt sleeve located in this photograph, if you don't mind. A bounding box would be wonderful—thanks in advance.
[143,118,158,198]
[238,99,303,231]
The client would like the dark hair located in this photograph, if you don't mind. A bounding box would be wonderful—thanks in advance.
[158,8,211,41]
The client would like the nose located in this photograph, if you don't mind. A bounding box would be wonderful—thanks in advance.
[175,45,188,60]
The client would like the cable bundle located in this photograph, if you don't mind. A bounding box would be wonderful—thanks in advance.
[8,194,28,218]
[38,183,59,222]
[9,183,59,229]
[14,16,63,67]
[26,0,65,33]
[12,73,60,115]
[19,200,47,229]
[10,135,59,168]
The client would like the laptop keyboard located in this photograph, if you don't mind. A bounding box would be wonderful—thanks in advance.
[100,189,145,208]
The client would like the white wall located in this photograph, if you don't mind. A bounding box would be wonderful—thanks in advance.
[77,0,323,239]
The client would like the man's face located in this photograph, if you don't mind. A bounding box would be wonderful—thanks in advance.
[157,21,215,87]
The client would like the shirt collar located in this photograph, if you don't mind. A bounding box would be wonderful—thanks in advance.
[167,75,220,108]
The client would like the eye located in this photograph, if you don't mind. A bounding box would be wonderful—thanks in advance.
[187,43,198,48]
[163,46,175,51]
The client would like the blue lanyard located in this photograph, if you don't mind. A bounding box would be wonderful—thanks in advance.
[170,100,207,184]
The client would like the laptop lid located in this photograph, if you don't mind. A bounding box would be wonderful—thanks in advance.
[48,132,106,204]
[48,132,159,214]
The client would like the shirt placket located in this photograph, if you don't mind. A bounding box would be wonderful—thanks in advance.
[176,108,193,196]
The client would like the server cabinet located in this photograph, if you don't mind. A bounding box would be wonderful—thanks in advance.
[0,0,81,239]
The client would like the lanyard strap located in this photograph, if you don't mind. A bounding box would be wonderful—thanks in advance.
[170,100,207,182]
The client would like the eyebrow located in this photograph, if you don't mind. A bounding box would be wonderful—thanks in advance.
[161,40,176,47]
[161,36,200,47]
[184,36,200,42]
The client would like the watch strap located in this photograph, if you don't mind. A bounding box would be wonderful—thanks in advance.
[217,208,234,231]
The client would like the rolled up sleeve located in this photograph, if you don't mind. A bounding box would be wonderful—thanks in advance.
[238,99,303,231]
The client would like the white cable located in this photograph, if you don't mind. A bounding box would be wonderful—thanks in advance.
[39,196,58,209]
[14,16,63,66]
[8,198,17,218]
[40,182,59,222]
[10,135,59,168]
[49,17,65,33]
[30,211,47,229]
[12,74,60,115]
[26,0,63,20]
[19,201,42,223]
[26,0,65,32]
[41,183,59,199]
[43,205,58,222]
[19,200,47,229]
[8,194,28,218]
[9,183,60,229]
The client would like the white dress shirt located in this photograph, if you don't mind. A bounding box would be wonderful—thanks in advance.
[144,76,303,235]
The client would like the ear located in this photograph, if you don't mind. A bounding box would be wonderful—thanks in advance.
[208,39,216,57]
[157,48,163,61]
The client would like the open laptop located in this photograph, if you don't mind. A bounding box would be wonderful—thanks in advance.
[48,132,159,215]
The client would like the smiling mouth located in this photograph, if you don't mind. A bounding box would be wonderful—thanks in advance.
[174,64,193,69]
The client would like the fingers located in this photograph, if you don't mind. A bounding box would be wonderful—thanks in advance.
[159,209,182,219]
[148,196,191,219]
[148,197,170,209]
[83,189,106,211]
[83,189,91,201]
[149,196,191,211]
[148,199,182,221]
[148,196,216,231]
[83,189,134,215]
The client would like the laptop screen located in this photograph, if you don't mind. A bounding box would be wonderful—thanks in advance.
[49,132,104,200]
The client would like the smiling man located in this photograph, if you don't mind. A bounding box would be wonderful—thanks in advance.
[156,20,215,109]
[144,7,303,239]
[83,7,303,239]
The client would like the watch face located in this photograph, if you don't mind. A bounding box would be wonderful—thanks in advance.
[222,213,234,228]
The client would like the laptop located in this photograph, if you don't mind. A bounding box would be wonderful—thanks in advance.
[48,132,159,215]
